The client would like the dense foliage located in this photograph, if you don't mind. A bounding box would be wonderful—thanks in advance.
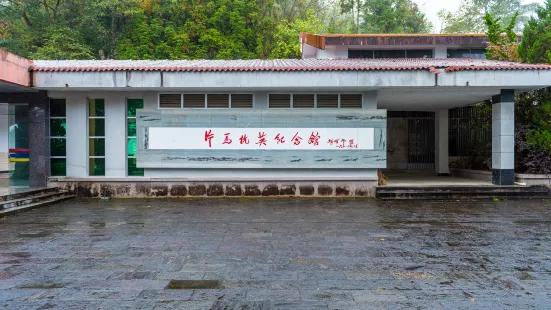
[438,0,536,33]
[518,0,551,64]
[483,12,519,61]
[0,0,431,60]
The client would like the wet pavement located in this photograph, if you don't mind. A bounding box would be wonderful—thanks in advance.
[0,198,550,309]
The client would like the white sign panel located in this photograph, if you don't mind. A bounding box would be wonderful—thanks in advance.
[149,128,374,150]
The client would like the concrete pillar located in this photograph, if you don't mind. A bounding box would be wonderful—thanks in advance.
[435,109,450,175]
[105,93,126,177]
[362,91,377,109]
[492,90,515,185]
[65,93,88,177]
[28,91,49,187]
[434,46,447,58]
[0,103,8,173]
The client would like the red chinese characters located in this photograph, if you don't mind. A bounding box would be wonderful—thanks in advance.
[222,133,233,145]
[204,130,214,148]
[291,132,303,145]
[239,134,250,145]
[308,132,320,146]
[256,132,267,146]
[274,133,285,144]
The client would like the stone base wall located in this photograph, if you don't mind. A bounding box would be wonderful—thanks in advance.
[515,174,551,187]
[48,179,377,198]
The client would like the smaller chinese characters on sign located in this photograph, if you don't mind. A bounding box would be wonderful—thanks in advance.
[149,128,375,150]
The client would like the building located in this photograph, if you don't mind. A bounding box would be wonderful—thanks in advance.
[1,34,551,197]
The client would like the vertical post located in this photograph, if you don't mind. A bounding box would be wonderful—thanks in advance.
[28,90,49,187]
[492,89,515,185]
[0,103,8,174]
[435,109,450,175]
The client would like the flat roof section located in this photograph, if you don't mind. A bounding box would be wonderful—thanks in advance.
[0,50,33,91]
[300,32,523,50]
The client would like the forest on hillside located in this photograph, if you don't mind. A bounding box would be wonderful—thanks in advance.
[0,0,533,60]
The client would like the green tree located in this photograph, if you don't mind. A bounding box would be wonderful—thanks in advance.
[28,26,94,59]
[438,0,537,33]
[483,12,519,61]
[340,0,431,34]
[267,9,325,59]
[518,1,551,64]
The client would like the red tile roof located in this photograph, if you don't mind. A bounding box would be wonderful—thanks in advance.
[31,58,551,73]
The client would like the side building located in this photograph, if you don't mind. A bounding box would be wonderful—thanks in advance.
[0,33,550,197]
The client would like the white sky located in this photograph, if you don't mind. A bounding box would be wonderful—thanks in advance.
[413,0,546,32]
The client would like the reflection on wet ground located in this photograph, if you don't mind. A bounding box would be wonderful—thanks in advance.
[0,198,550,309]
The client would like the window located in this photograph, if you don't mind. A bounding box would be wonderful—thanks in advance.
[292,94,315,108]
[230,94,253,108]
[88,99,105,176]
[447,48,486,59]
[183,94,206,108]
[269,94,362,108]
[159,94,182,108]
[317,94,339,108]
[49,99,66,176]
[207,94,229,108]
[269,94,291,108]
[127,99,144,176]
[349,49,433,59]
[340,94,363,108]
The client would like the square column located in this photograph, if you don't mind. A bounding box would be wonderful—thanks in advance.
[492,89,515,185]
[435,109,450,175]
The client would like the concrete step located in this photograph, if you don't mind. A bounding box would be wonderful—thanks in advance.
[0,194,75,217]
[0,190,71,209]
[376,185,550,200]
[0,187,59,202]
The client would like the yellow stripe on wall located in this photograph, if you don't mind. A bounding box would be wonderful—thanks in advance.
[9,158,30,163]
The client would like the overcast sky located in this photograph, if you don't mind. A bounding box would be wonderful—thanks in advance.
[413,0,546,32]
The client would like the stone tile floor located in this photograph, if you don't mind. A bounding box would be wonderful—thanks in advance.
[0,198,550,309]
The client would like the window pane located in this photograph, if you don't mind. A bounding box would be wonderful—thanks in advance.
[127,118,136,137]
[128,138,137,157]
[89,99,105,117]
[348,50,373,58]
[50,138,66,156]
[127,99,144,117]
[50,119,67,137]
[89,118,105,136]
[50,158,66,176]
[89,138,105,156]
[374,50,406,58]
[89,158,105,176]
[128,158,144,176]
[406,49,433,58]
[50,99,66,117]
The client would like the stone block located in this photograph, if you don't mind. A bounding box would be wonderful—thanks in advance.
[318,184,333,196]
[151,185,169,197]
[335,186,350,196]
[188,184,207,196]
[244,185,261,196]
[207,184,224,196]
[262,184,279,196]
[225,184,242,196]
[170,185,188,197]
[280,184,296,196]
[299,185,315,196]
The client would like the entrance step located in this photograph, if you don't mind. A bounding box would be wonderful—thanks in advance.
[376,185,550,200]
[0,188,75,216]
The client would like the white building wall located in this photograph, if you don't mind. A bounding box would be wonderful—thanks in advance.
[48,90,379,181]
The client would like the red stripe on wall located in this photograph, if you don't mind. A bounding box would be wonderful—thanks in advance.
[9,148,30,153]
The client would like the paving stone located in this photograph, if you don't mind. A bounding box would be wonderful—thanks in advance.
[0,198,551,308]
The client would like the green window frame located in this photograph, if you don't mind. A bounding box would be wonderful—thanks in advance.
[88,99,105,176]
[49,98,67,176]
[127,98,144,176]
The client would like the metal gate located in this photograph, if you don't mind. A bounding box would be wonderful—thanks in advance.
[388,111,435,170]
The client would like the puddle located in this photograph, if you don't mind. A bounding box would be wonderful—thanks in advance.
[18,283,65,289]
[17,232,52,238]
[166,280,221,289]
